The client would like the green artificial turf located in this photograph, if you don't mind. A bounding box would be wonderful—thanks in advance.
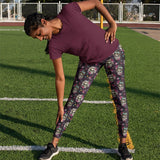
[0,26,159,160]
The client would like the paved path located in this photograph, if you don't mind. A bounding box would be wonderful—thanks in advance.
[129,27,160,41]
[104,23,160,41]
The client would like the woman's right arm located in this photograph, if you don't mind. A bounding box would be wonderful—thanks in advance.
[52,57,65,124]
[77,0,117,43]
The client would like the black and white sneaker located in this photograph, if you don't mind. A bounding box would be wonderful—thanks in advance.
[39,143,59,160]
[118,143,133,160]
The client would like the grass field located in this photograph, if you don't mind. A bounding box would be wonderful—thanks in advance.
[0,26,160,160]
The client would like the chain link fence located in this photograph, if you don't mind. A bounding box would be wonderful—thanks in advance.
[0,2,160,23]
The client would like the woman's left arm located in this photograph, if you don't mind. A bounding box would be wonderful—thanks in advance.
[52,57,65,124]
[77,0,117,43]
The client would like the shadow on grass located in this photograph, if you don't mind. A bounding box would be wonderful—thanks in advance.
[0,63,55,78]
[0,63,159,98]
[0,63,108,88]
[0,121,37,159]
[126,87,160,99]
[0,113,119,160]
[0,123,36,145]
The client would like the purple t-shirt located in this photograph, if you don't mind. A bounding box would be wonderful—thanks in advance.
[49,2,119,63]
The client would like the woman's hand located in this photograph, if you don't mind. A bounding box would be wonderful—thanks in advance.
[56,107,64,124]
[77,0,117,44]
[105,23,117,44]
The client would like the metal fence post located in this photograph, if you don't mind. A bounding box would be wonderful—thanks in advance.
[13,1,15,20]
[7,3,10,19]
[38,1,42,13]
[98,12,100,21]
[139,2,143,21]
[118,2,120,22]
[17,0,21,20]
[0,3,2,20]
[57,1,61,14]
[159,4,160,22]
[119,2,123,22]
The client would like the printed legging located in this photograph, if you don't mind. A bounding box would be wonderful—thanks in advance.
[54,45,128,139]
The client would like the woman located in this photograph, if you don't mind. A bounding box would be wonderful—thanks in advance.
[24,0,133,160]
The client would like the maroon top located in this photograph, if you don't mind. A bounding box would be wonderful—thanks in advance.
[49,2,119,63]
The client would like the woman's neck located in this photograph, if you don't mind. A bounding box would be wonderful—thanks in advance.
[49,18,63,34]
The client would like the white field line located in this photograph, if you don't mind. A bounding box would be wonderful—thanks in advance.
[0,29,22,31]
[0,29,24,31]
[0,146,135,154]
[0,97,112,104]
[0,29,25,32]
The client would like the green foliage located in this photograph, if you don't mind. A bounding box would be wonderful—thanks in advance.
[141,0,160,3]
[24,0,82,3]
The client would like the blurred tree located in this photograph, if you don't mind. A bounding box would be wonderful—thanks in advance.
[141,0,160,3]
[0,0,14,2]
[142,0,159,21]
[23,0,81,2]
[1,0,159,3]
[22,0,131,3]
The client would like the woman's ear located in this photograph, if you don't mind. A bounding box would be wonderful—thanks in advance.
[41,19,47,25]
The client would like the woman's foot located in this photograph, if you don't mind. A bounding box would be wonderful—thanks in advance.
[118,143,133,160]
[39,143,59,160]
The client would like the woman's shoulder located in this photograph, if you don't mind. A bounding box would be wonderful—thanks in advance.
[59,2,81,15]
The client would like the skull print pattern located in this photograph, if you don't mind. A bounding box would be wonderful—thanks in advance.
[54,45,128,139]
[104,45,128,138]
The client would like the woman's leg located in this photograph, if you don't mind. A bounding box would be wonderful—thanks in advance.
[52,61,103,146]
[104,45,129,142]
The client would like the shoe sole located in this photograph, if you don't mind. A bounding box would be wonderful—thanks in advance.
[120,158,133,160]
[117,152,133,160]
[39,149,59,160]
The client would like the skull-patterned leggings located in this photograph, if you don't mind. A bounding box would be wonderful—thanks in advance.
[54,45,128,139]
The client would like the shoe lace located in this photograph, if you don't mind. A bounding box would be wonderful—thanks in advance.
[43,145,51,154]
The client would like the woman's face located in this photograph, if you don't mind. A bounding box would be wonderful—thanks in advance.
[30,20,53,41]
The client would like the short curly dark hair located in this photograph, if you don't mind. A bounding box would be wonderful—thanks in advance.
[24,13,45,36]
